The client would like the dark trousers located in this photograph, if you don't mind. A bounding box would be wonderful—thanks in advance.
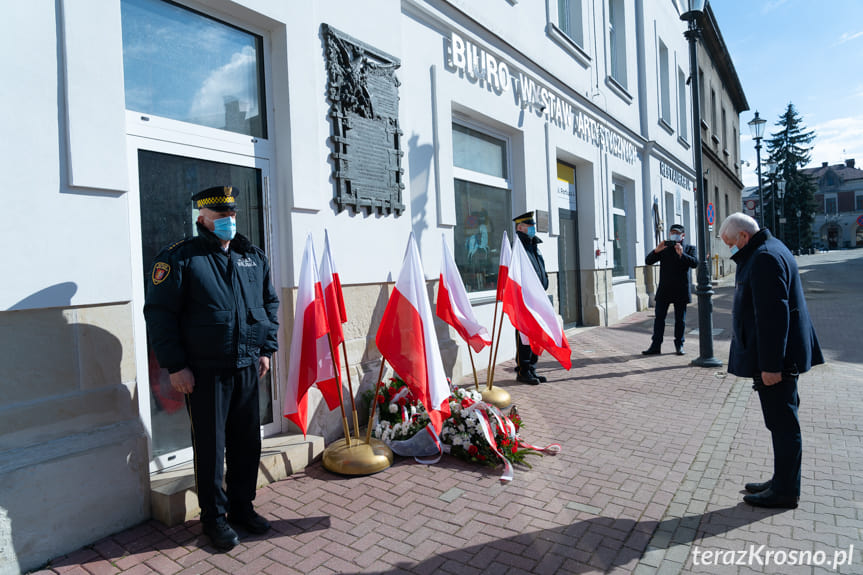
[515,330,538,376]
[186,363,261,523]
[651,299,687,348]
[754,373,802,497]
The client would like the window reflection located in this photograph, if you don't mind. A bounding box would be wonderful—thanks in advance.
[121,0,267,138]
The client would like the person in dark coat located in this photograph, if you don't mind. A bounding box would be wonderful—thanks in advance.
[513,211,549,385]
[719,212,824,509]
[642,223,698,355]
[144,186,279,550]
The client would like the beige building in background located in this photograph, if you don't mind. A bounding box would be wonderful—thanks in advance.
[695,3,747,278]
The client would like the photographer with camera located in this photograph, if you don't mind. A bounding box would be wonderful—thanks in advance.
[642,223,697,356]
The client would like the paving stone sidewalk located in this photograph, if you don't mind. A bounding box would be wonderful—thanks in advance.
[35,283,862,575]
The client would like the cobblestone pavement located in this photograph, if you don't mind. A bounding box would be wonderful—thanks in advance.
[35,251,863,575]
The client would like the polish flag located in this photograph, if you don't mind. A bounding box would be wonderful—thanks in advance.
[502,238,572,369]
[376,234,451,434]
[495,231,512,302]
[320,230,347,378]
[284,234,341,435]
[436,234,491,353]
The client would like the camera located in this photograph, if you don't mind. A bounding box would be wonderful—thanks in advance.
[664,240,677,247]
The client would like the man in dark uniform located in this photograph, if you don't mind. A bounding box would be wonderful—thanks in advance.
[719,212,823,509]
[513,211,549,385]
[144,186,279,550]
[642,223,698,355]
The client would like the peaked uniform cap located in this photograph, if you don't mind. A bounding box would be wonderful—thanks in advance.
[513,211,535,225]
[191,186,240,211]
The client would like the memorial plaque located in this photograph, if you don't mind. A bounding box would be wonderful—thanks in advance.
[323,24,405,215]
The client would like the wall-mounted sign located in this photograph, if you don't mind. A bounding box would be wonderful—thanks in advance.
[324,24,405,215]
[659,160,690,190]
[445,31,637,165]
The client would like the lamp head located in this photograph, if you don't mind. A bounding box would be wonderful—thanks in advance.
[748,111,767,140]
[681,0,707,21]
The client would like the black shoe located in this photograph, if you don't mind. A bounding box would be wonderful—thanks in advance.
[744,479,772,494]
[516,373,541,385]
[228,510,271,534]
[202,516,240,551]
[742,488,798,509]
[528,370,547,383]
[641,347,661,355]
[675,346,685,356]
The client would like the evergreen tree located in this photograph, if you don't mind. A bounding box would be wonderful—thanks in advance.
[764,103,817,252]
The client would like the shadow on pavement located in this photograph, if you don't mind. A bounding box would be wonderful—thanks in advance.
[373,505,786,574]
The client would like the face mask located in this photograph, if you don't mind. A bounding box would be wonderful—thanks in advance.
[527,226,536,238]
[729,244,739,256]
[669,233,682,242]
[213,215,236,241]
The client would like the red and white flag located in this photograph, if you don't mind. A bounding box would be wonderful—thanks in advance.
[284,234,341,435]
[376,234,451,434]
[495,231,512,302]
[320,230,347,378]
[436,234,491,353]
[502,238,572,370]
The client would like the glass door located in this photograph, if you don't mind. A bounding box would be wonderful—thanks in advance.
[128,141,278,471]
[557,209,582,327]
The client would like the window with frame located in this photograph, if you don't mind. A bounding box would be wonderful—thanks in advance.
[608,0,627,89]
[121,0,267,138]
[558,0,584,47]
[825,195,838,214]
[611,181,630,278]
[452,123,512,293]
[698,68,705,118]
[677,68,688,140]
[856,193,863,210]
[733,127,738,163]
[721,107,727,150]
[710,88,717,133]
[658,40,671,125]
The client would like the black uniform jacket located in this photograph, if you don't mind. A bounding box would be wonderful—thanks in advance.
[645,241,698,303]
[727,229,823,378]
[144,224,279,373]
[516,231,549,290]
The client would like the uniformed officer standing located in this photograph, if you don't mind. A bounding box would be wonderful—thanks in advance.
[144,186,279,550]
[513,211,549,385]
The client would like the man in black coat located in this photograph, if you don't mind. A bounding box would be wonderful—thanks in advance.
[719,212,823,509]
[145,186,279,550]
[513,211,549,385]
[642,224,698,355]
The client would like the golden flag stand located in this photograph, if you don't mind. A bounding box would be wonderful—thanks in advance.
[322,352,393,475]
[482,298,511,409]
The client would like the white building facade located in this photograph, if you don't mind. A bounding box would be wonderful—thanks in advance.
[0,1,727,571]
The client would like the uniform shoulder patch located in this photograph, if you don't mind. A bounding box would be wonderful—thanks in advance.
[152,262,171,285]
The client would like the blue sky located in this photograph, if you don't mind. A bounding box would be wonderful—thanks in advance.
[709,0,863,186]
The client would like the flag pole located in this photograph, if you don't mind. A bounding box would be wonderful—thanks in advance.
[486,299,500,386]
[327,333,352,448]
[341,341,360,439]
[487,312,506,389]
[365,358,388,444]
[467,347,479,390]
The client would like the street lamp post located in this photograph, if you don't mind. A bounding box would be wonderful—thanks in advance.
[748,111,767,228]
[767,160,777,233]
[681,0,721,368]
[796,208,802,253]
[776,178,786,243]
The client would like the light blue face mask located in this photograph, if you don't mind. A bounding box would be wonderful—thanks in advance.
[527,225,536,238]
[729,244,739,256]
[669,233,682,242]
[213,215,236,241]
